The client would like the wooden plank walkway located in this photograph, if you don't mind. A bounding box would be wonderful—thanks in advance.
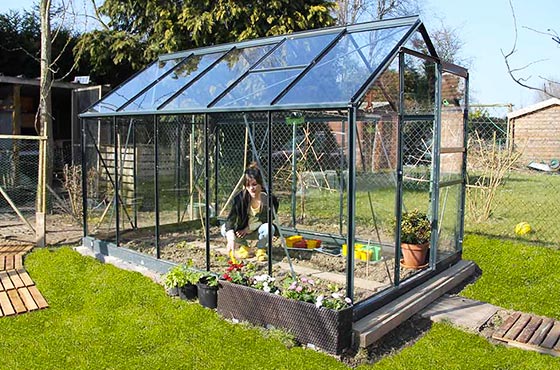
[0,245,48,317]
[492,311,560,357]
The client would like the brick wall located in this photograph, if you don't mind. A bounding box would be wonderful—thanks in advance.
[511,105,560,162]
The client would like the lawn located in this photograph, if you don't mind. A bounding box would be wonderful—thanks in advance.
[0,237,559,369]
[277,170,560,246]
[460,234,560,320]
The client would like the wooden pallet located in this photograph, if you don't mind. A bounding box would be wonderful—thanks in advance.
[492,312,560,356]
[0,246,49,317]
[0,244,33,256]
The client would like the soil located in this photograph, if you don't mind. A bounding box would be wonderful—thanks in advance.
[116,223,418,302]
[0,213,83,247]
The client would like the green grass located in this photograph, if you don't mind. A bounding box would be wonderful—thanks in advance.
[460,234,560,319]
[358,322,559,370]
[2,239,559,369]
[0,247,347,370]
[466,171,560,245]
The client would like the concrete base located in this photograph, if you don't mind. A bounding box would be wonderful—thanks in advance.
[420,295,499,331]
[353,259,477,348]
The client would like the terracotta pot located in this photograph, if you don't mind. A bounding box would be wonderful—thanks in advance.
[401,242,429,269]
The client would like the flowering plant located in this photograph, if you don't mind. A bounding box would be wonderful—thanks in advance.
[221,260,252,285]
[281,276,318,304]
[280,277,352,310]
[251,273,279,294]
[315,284,352,310]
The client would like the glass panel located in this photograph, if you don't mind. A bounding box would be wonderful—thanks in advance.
[403,53,436,115]
[89,58,183,113]
[162,45,274,110]
[400,119,433,280]
[354,112,399,300]
[278,26,409,106]
[113,117,156,248]
[440,153,463,183]
[214,69,301,107]
[255,32,338,70]
[268,111,354,301]
[437,184,461,261]
[84,118,117,242]
[122,53,224,112]
[440,71,466,183]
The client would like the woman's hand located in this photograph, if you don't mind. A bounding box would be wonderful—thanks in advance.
[235,227,250,238]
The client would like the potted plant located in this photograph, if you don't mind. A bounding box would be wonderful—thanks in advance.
[163,264,189,297]
[399,209,431,269]
[196,272,219,309]
[163,260,199,300]
[181,268,201,300]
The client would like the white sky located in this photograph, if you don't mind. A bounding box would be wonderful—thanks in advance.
[2,0,558,109]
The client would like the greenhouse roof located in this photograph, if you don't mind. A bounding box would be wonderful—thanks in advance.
[81,16,429,118]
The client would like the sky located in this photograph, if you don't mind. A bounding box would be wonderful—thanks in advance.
[424,0,559,108]
[1,0,558,110]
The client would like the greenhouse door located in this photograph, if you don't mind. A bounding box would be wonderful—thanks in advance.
[436,62,469,264]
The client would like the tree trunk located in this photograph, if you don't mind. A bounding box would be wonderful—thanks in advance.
[36,0,52,247]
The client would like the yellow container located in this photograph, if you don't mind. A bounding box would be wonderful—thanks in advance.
[306,239,321,249]
[285,235,303,247]
[343,243,364,257]
[360,245,382,261]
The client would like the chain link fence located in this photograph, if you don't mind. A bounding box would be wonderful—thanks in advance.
[466,104,560,245]
[5,102,558,248]
[0,135,83,245]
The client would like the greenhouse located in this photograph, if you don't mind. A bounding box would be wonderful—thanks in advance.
[79,15,469,348]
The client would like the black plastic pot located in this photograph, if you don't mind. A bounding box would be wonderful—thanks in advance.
[166,286,179,297]
[196,282,218,309]
[178,283,197,300]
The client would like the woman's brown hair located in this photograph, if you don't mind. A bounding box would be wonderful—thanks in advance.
[244,162,263,187]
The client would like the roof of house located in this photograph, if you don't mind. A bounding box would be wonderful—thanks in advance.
[0,75,85,90]
[507,98,560,120]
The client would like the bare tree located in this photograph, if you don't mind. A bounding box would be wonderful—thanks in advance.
[502,0,560,100]
[335,0,420,25]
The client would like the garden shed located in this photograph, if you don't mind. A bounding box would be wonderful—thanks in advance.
[507,98,560,164]
[79,16,470,352]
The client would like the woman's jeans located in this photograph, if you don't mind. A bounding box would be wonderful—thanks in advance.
[221,223,275,249]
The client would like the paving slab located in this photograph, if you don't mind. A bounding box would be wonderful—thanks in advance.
[420,294,498,331]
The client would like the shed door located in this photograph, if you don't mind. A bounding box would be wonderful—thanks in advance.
[71,86,105,164]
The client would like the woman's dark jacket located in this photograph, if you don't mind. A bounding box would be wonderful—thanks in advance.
[224,191,279,232]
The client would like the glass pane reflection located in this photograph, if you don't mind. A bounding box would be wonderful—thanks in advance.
[123,52,223,111]
[163,45,274,110]
[278,26,409,106]
[214,69,300,107]
[89,58,183,113]
[255,32,338,70]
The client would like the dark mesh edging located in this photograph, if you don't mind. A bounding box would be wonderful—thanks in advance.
[217,281,352,354]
